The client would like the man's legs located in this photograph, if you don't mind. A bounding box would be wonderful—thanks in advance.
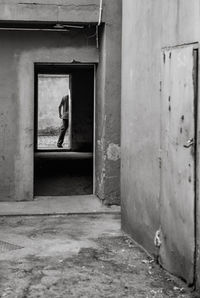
[57,119,68,147]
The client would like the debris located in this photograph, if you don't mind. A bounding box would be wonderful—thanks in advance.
[154,229,162,247]
[142,259,154,264]
[142,259,149,264]
[173,286,181,291]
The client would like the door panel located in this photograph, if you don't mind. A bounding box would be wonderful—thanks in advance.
[160,45,197,284]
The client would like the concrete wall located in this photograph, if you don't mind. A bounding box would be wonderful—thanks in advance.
[0,0,121,205]
[0,0,100,23]
[96,0,122,205]
[121,0,200,288]
[0,0,116,24]
[0,30,97,201]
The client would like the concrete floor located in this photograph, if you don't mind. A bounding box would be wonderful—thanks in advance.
[0,195,120,216]
[0,214,198,297]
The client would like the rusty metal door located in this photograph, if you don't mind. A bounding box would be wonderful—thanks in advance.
[160,44,198,284]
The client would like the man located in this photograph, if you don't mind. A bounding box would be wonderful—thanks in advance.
[57,91,69,148]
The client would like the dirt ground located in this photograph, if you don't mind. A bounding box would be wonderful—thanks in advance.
[0,214,198,298]
[38,135,70,149]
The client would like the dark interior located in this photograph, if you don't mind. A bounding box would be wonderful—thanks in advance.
[34,64,94,196]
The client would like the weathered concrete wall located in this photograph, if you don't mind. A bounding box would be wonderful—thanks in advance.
[0,30,98,201]
[96,0,122,205]
[0,0,100,23]
[0,0,121,205]
[121,0,200,287]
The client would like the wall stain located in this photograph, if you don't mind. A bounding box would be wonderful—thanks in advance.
[107,143,121,161]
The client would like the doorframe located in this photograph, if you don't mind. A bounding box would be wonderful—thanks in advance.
[93,64,97,194]
[33,62,97,196]
[194,43,200,289]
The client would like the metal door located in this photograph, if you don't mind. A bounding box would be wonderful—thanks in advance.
[160,44,198,284]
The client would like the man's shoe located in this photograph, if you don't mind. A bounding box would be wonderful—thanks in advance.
[57,144,63,148]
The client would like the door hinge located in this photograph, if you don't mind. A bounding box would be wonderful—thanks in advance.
[159,81,162,93]
[159,157,162,169]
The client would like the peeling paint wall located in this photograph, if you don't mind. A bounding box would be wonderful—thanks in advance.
[107,143,121,161]
[121,0,200,287]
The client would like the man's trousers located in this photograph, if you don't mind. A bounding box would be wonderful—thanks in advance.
[57,119,69,146]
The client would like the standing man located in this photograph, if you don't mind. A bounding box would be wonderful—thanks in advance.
[57,91,69,148]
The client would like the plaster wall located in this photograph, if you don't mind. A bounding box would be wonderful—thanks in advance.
[96,0,122,205]
[0,0,122,205]
[121,0,200,286]
[0,0,120,25]
[0,0,101,23]
[0,30,98,201]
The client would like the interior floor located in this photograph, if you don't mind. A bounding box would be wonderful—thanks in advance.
[34,153,93,196]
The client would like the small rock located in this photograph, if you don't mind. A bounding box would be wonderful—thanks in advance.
[142,260,149,264]
[42,270,60,276]
[173,286,180,291]
[41,276,60,286]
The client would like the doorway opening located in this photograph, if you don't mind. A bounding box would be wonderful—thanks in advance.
[37,73,72,150]
[34,63,95,197]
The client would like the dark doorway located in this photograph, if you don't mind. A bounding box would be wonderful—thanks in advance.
[34,64,95,196]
